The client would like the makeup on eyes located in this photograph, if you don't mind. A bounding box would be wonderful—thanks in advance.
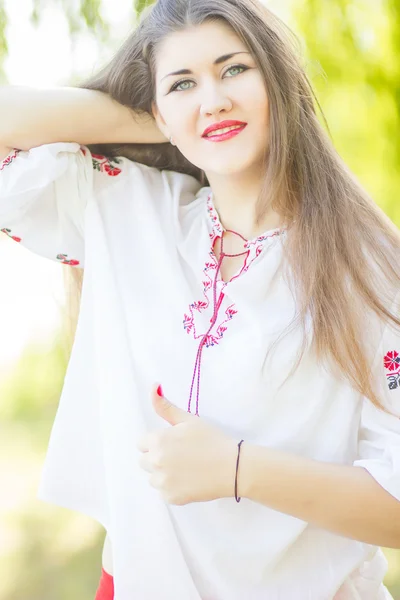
[160,51,251,82]
[168,64,249,93]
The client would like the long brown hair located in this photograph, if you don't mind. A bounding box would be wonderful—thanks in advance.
[64,0,400,413]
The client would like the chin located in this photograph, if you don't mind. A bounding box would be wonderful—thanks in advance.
[202,158,260,177]
[183,148,261,176]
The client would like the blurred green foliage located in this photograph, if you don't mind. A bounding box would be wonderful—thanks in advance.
[292,3,400,594]
[0,333,105,599]
[293,0,400,225]
[0,0,400,599]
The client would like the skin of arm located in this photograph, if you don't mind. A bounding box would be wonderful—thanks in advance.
[103,445,400,577]
[0,85,168,150]
[137,388,400,551]
[238,442,400,549]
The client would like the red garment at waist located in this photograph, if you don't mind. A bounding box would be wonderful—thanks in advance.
[95,567,114,600]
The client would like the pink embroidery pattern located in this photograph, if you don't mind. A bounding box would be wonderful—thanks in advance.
[184,196,283,347]
[1,227,21,242]
[80,147,122,176]
[0,149,21,171]
[206,195,283,257]
[183,192,286,414]
[1,148,81,266]
[183,254,238,348]
[56,253,80,266]
[1,229,80,266]
[384,350,400,390]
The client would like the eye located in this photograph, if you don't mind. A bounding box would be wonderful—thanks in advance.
[224,65,247,77]
[168,64,249,93]
[169,79,193,93]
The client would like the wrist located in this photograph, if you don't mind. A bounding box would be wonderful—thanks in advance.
[217,438,240,499]
[80,90,168,145]
[218,438,255,501]
[236,442,259,500]
[113,104,169,145]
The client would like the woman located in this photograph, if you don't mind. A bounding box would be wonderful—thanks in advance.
[1,0,400,598]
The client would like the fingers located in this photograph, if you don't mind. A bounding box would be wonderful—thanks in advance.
[138,451,153,473]
[137,432,157,453]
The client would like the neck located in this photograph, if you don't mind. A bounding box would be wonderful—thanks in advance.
[206,170,284,240]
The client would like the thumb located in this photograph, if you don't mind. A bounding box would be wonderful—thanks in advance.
[151,383,195,426]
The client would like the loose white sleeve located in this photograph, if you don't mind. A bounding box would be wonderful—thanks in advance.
[0,142,102,268]
[353,293,400,501]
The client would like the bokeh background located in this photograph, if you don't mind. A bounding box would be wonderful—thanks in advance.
[0,0,399,598]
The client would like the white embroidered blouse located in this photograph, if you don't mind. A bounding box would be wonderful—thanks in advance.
[1,142,399,600]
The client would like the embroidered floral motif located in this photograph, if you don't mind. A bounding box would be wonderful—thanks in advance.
[56,253,80,266]
[80,147,122,176]
[384,350,400,390]
[101,162,122,176]
[91,153,122,176]
[0,149,21,171]
[1,229,80,266]
[1,227,21,242]
[184,195,282,347]
[206,193,283,251]
[183,245,240,346]
[183,192,287,414]
[183,289,238,347]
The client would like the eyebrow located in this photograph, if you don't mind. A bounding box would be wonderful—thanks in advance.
[160,51,251,81]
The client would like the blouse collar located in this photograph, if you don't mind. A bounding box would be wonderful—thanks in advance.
[205,191,287,248]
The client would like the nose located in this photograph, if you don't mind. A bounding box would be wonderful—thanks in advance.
[199,85,233,117]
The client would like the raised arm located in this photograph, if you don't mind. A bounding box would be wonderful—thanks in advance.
[0,85,168,150]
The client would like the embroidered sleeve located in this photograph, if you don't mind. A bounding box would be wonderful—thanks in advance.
[0,142,124,268]
[353,291,400,501]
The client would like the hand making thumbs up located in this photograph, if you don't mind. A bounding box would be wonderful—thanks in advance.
[137,383,239,505]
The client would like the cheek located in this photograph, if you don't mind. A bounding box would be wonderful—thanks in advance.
[251,91,269,127]
[159,100,195,138]
[241,75,269,126]
[171,104,196,135]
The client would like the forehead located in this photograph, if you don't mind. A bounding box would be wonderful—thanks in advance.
[154,21,248,78]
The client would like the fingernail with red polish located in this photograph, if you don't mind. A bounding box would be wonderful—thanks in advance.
[157,385,163,397]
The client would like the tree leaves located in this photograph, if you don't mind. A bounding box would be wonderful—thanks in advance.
[134,0,156,15]
[0,0,156,77]
[293,0,400,224]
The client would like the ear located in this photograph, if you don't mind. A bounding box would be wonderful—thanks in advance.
[151,101,169,139]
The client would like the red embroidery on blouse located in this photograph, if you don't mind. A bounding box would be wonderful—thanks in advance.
[80,146,122,176]
[184,198,282,347]
[183,248,239,347]
[183,193,286,415]
[384,350,400,390]
[1,228,21,242]
[1,229,80,266]
[0,149,21,171]
[56,253,80,266]
[91,153,122,176]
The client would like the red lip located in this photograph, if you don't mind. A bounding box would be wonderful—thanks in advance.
[202,120,247,137]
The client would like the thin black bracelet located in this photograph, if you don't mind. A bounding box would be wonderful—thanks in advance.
[235,439,244,502]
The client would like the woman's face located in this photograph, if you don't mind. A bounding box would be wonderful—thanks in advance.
[152,20,270,177]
